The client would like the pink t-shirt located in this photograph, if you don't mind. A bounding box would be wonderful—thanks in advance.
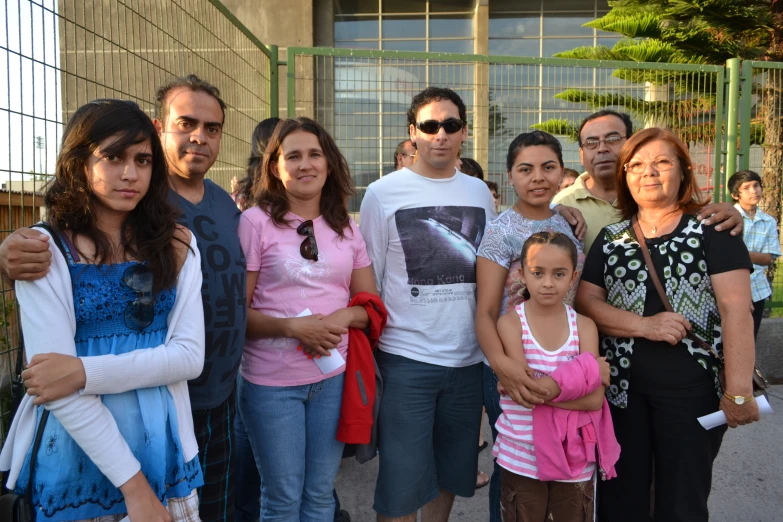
[493,303,595,482]
[238,207,372,386]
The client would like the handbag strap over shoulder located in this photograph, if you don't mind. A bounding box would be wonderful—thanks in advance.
[25,409,50,505]
[31,223,76,262]
[18,223,61,502]
[12,333,24,410]
[629,216,720,359]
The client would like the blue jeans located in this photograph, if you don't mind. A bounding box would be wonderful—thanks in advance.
[237,373,346,522]
[483,364,502,522]
[235,382,263,522]
[234,382,344,522]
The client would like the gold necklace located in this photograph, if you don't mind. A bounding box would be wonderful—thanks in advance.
[637,211,679,235]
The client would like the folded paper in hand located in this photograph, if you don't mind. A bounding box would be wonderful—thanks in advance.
[296,308,347,374]
[697,395,774,430]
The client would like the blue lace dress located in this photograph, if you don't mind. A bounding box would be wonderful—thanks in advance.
[14,248,203,520]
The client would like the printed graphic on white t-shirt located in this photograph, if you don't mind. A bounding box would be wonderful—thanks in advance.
[359,169,497,367]
[395,206,486,306]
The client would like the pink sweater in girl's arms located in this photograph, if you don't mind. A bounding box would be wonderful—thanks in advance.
[532,353,621,482]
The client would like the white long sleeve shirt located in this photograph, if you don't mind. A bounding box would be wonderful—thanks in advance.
[0,230,205,490]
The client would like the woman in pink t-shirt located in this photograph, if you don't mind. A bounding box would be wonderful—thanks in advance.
[236,117,377,522]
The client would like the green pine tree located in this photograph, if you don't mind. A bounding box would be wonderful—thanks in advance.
[534,0,783,219]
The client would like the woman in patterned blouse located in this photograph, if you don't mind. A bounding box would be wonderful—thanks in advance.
[576,128,760,522]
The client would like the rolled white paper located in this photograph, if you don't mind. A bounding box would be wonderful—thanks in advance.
[697,395,774,430]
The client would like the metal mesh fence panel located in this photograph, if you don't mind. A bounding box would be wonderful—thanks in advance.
[0,0,272,442]
[741,61,783,310]
[287,48,725,217]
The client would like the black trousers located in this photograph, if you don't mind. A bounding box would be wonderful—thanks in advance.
[752,299,766,340]
[597,388,726,522]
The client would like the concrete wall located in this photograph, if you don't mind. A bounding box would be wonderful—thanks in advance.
[313,0,334,47]
[757,318,783,383]
[55,0,271,188]
[220,0,314,47]
[221,0,318,116]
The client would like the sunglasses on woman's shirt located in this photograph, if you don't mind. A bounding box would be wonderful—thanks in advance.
[297,220,319,261]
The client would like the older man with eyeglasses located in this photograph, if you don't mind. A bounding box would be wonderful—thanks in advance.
[393,139,416,171]
[553,109,743,251]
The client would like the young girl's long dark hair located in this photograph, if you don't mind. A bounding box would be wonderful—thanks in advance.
[45,99,185,292]
[521,231,578,270]
[254,117,355,238]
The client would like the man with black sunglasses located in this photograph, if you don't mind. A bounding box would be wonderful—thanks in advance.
[359,87,491,522]
[553,109,744,252]
[360,87,585,522]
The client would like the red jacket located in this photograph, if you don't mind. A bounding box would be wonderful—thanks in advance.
[336,292,387,444]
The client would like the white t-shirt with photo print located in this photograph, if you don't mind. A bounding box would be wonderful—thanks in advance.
[359,167,497,368]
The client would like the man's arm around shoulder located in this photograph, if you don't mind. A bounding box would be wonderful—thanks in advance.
[0,227,52,281]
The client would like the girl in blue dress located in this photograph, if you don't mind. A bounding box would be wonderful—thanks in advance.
[0,99,205,521]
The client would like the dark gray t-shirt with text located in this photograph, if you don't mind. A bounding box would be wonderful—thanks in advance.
[169,179,247,410]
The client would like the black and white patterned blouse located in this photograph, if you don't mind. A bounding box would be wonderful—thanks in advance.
[581,214,752,408]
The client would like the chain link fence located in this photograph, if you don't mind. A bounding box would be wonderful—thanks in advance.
[287,48,725,217]
[739,61,783,311]
[0,0,273,443]
[289,47,783,309]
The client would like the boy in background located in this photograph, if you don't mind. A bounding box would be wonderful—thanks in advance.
[728,170,782,338]
[485,180,500,213]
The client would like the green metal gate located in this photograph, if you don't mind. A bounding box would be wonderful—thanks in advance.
[286,47,783,310]
[734,60,783,309]
[286,47,727,215]
[0,0,275,443]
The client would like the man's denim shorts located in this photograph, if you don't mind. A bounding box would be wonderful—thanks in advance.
[373,350,483,518]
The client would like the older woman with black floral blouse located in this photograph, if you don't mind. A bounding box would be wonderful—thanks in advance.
[576,127,760,522]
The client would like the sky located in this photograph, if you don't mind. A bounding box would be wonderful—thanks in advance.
[0,0,61,187]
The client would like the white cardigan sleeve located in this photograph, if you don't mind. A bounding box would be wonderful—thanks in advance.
[80,233,205,394]
[15,231,141,488]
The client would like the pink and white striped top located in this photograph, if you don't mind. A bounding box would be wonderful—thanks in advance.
[492,302,595,482]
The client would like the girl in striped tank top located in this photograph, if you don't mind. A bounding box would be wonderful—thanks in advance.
[493,232,613,522]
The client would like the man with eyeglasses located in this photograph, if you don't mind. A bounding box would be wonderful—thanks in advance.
[394,139,416,170]
[553,109,743,252]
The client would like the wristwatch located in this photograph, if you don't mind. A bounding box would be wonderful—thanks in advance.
[723,392,754,405]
